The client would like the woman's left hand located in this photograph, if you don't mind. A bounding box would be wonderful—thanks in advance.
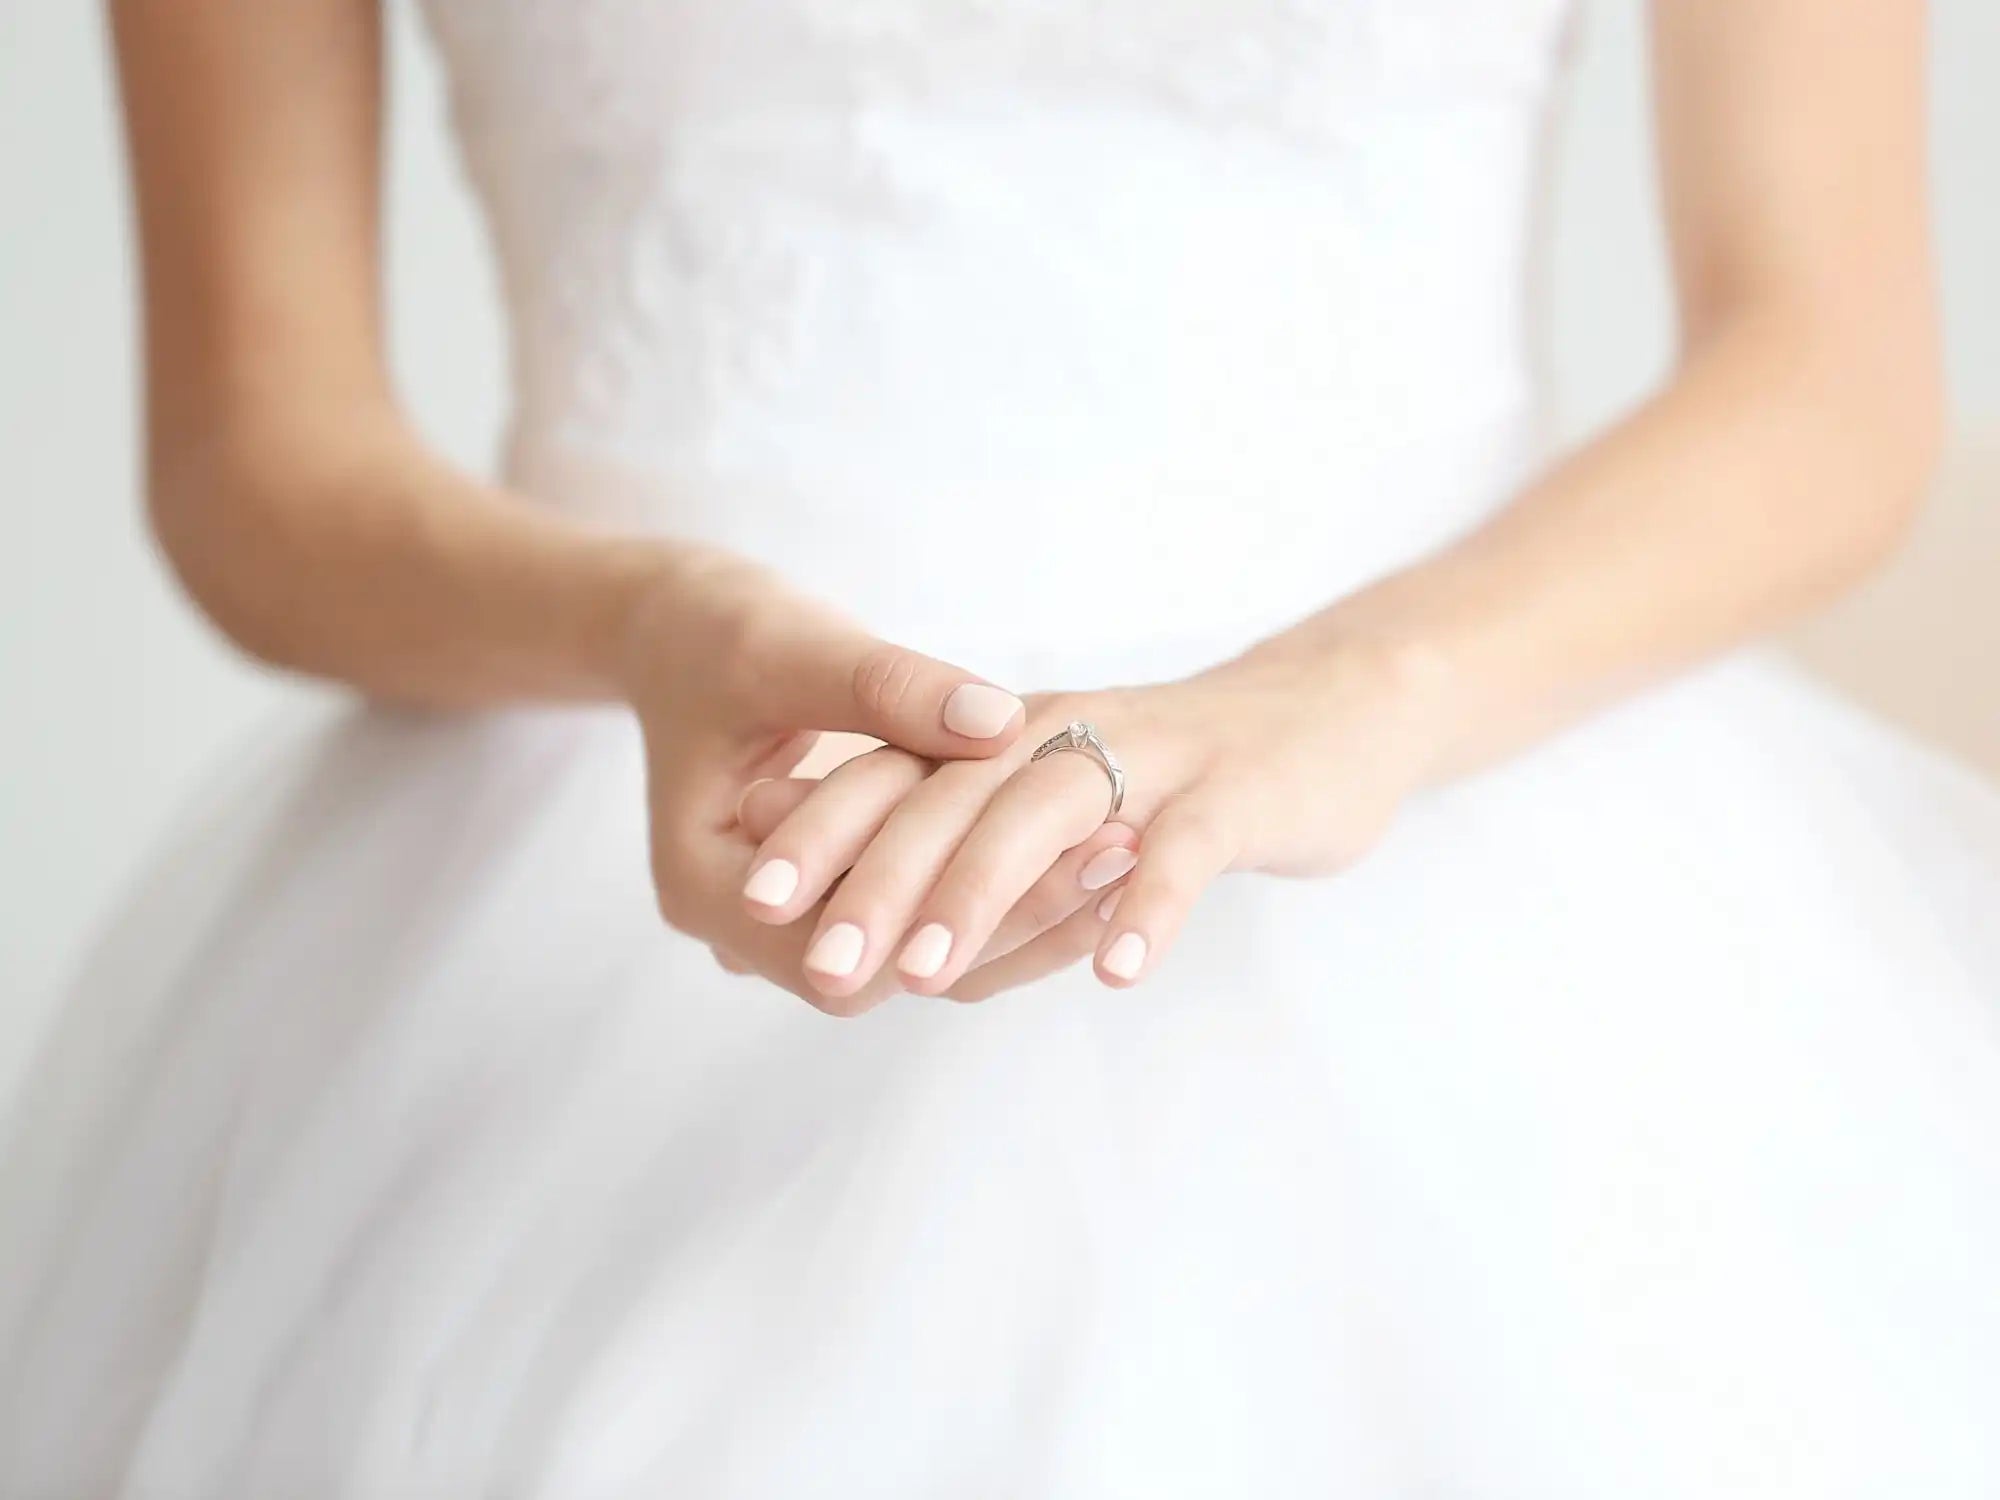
[737,635,1457,1008]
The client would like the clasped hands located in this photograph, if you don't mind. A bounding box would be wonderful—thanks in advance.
[621,547,1449,1015]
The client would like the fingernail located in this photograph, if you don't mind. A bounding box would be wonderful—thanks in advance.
[806,922,866,978]
[1102,932,1148,980]
[1096,889,1122,922]
[897,922,953,980]
[742,858,800,907]
[943,683,1024,739]
[735,777,775,825]
[1078,846,1137,891]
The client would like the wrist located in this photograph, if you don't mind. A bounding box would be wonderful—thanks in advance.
[607,536,811,711]
[1217,617,1465,789]
[598,536,711,705]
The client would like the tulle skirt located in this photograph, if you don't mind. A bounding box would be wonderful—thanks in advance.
[4,644,1998,1498]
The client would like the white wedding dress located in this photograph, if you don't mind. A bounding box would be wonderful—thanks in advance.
[6,2,2000,1495]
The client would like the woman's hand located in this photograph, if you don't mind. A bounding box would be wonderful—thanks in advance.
[738,634,1458,1008]
[731,751,1145,1007]
[617,545,1039,1010]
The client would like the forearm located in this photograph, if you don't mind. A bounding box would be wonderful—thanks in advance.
[1254,307,1941,780]
[108,0,683,710]
[149,408,678,707]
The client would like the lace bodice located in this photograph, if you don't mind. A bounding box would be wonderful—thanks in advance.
[418,0,1577,662]
[422,2,1568,146]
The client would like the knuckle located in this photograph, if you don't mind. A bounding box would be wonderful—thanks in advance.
[707,598,801,712]
[1163,796,1240,862]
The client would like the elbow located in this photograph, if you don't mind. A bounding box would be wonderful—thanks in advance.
[1761,299,1948,597]
[1687,282,1946,597]
[1824,354,1945,590]
[144,436,314,675]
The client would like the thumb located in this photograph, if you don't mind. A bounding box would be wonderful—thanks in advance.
[751,622,1026,758]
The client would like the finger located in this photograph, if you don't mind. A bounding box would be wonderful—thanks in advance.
[669,824,910,1019]
[734,741,887,838]
[1093,793,1241,988]
[943,888,1122,1005]
[735,776,817,839]
[752,620,1026,759]
[796,758,1009,1003]
[711,945,755,976]
[964,821,1138,968]
[741,730,821,785]
[891,750,1116,996]
[732,737,926,838]
[739,747,931,923]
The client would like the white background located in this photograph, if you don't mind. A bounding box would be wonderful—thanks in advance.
[2,2,1996,1095]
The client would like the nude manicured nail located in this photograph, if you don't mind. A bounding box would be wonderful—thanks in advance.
[897,923,953,980]
[943,683,1024,739]
[806,922,867,978]
[1096,889,1123,922]
[1078,847,1137,891]
[742,858,800,907]
[1102,932,1148,980]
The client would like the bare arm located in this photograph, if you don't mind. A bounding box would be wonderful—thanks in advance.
[1262,0,1943,773]
[108,0,695,705]
[110,0,1068,1010]
[726,0,1953,1002]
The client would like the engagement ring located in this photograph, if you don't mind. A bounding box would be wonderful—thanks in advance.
[1030,720,1126,821]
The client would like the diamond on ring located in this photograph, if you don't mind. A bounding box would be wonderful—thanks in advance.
[1030,719,1126,821]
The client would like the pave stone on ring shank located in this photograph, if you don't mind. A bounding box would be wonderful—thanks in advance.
[1030,720,1126,821]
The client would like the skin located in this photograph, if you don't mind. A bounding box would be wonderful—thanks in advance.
[107,0,1123,1011]
[111,1,1941,1014]
[740,0,1944,1005]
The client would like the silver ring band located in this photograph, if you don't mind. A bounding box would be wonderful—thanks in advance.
[1030,720,1126,820]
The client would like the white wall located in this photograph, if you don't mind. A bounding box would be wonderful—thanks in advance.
[1547,4,2000,437]
[2,2,1996,1094]
[1544,5,2000,783]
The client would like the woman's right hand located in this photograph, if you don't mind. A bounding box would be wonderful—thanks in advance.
[617,544,1041,1011]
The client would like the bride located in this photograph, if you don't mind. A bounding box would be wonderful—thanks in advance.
[6,0,1998,1493]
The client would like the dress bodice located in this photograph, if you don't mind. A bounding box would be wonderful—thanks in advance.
[418,0,1577,664]
[15,22,2000,1497]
